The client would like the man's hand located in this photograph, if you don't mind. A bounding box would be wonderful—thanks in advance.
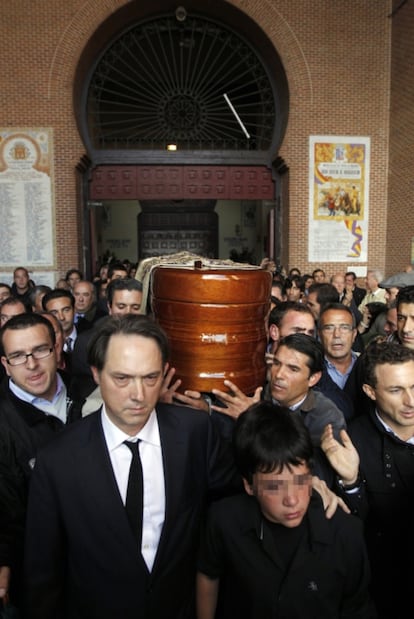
[173,390,210,413]
[312,477,350,519]
[159,364,182,404]
[211,380,262,419]
[321,424,360,485]
[0,565,10,599]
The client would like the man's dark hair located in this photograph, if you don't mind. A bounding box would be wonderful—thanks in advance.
[277,333,324,375]
[285,274,306,294]
[0,283,12,293]
[106,278,143,306]
[318,302,356,328]
[312,268,325,279]
[0,296,27,312]
[13,266,29,277]
[87,314,169,370]
[107,261,129,280]
[308,283,339,308]
[268,300,313,329]
[233,401,314,485]
[271,279,286,306]
[397,285,414,308]
[345,271,357,281]
[362,340,414,387]
[42,288,75,310]
[271,280,286,294]
[65,268,83,281]
[0,312,56,355]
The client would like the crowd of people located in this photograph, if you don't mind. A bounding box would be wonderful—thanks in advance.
[0,258,414,617]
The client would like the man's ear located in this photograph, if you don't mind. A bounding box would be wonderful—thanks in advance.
[1,356,11,377]
[91,366,100,385]
[309,370,322,388]
[268,323,279,343]
[243,478,255,496]
[362,383,376,401]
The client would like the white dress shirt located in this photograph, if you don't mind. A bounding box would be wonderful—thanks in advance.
[101,406,165,571]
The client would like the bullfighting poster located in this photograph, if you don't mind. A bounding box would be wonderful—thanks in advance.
[308,135,370,262]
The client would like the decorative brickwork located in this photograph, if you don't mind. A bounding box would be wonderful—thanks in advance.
[1,0,413,277]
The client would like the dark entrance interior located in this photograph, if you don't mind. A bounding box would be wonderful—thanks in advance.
[138,200,218,260]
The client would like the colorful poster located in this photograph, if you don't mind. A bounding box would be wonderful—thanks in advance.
[308,136,370,262]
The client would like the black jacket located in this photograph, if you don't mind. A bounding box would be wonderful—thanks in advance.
[0,378,82,603]
[338,410,414,618]
[198,492,376,618]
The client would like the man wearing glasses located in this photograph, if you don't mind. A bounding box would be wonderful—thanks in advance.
[317,302,362,420]
[318,302,359,390]
[0,313,82,612]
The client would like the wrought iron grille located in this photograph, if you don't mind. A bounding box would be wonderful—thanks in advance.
[87,13,276,152]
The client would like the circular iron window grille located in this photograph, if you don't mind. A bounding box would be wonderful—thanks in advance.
[87,12,277,152]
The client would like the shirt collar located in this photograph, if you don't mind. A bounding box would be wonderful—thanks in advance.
[375,408,414,445]
[325,351,357,372]
[272,393,307,411]
[9,372,63,405]
[101,405,160,452]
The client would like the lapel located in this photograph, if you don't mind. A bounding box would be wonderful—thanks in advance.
[149,406,192,574]
[75,412,147,567]
[155,409,182,528]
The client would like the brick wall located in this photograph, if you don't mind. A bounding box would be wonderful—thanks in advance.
[388,0,414,271]
[1,0,411,279]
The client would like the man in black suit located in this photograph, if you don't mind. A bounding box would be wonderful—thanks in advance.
[23,315,241,619]
[321,341,414,618]
[345,271,366,307]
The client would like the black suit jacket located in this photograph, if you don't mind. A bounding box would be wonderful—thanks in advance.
[352,285,366,307]
[23,404,241,619]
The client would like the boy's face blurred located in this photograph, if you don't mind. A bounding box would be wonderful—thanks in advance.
[243,462,312,527]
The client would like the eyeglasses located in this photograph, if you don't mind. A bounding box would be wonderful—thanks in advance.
[320,324,354,333]
[6,345,53,366]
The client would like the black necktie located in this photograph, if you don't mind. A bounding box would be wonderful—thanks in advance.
[65,337,73,353]
[124,440,144,546]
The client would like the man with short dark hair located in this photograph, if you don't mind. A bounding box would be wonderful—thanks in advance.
[207,333,346,448]
[42,289,76,354]
[11,266,32,310]
[311,268,326,283]
[0,283,12,303]
[23,315,240,619]
[395,284,414,349]
[0,297,27,327]
[305,282,339,322]
[0,313,82,610]
[321,341,414,618]
[345,271,366,306]
[71,278,144,399]
[64,268,82,291]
